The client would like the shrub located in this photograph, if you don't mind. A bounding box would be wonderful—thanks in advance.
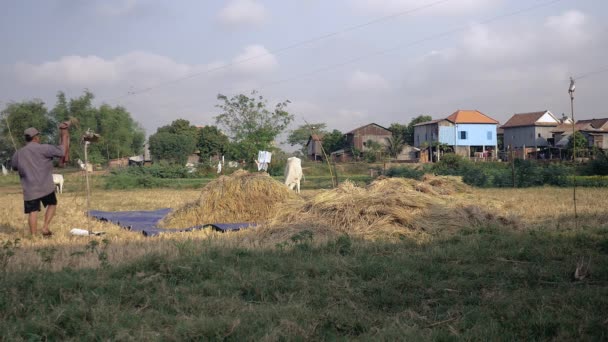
[385,166,424,180]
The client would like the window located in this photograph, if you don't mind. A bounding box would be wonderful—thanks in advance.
[460,131,467,140]
[538,133,541,138]
[487,131,492,140]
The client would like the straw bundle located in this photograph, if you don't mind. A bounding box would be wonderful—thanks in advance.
[160,170,301,228]
[262,177,515,242]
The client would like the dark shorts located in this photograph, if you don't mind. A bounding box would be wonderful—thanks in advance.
[24,192,58,214]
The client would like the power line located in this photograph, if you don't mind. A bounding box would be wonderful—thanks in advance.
[574,66,608,80]
[105,0,453,102]
[158,0,567,113]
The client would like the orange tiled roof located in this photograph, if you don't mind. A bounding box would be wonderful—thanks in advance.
[446,110,498,124]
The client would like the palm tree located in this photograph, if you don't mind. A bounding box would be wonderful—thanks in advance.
[385,135,405,159]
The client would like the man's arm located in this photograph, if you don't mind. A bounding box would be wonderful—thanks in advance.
[43,144,65,159]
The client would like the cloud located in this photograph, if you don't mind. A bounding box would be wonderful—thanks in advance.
[15,55,120,85]
[14,52,216,86]
[13,47,277,87]
[231,45,278,74]
[348,70,390,91]
[544,10,589,44]
[218,0,268,27]
[351,0,502,16]
[393,9,604,123]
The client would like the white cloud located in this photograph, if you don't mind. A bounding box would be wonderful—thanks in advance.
[544,10,589,44]
[352,0,501,15]
[393,9,604,124]
[15,55,120,85]
[13,50,252,87]
[14,52,223,87]
[218,0,268,27]
[348,70,390,91]
[232,45,278,74]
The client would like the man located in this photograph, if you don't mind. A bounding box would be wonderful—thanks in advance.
[11,127,66,237]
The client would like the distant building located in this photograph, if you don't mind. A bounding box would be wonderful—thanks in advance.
[345,123,392,151]
[306,134,324,161]
[414,110,499,159]
[501,110,560,150]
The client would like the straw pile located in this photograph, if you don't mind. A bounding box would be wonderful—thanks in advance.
[160,170,301,228]
[258,176,517,242]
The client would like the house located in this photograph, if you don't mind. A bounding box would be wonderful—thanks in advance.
[577,118,608,149]
[501,110,560,157]
[414,110,499,159]
[108,157,129,169]
[551,121,590,148]
[306,134,324,161]
[395,144,420,162]
[345,123,392,152]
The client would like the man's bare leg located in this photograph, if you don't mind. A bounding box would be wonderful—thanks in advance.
[42,205,56,234]
[28,211,38,235]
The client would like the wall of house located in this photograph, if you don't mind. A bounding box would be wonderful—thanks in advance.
[589,133,607,149]
[396,145,419,161]
[504,126,554,148]
[414,124,438,147]
[307,141,323,157]
[347,125,392,151]
[441,123,496,147]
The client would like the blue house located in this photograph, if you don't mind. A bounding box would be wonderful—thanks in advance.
[413,110,499,159]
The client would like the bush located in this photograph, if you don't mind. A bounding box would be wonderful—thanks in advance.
[111,164,196,179]
[385,166,424,180]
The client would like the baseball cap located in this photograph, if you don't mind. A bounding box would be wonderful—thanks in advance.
[24,127,39,137]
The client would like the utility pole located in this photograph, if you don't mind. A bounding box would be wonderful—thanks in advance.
[568,77,578,226]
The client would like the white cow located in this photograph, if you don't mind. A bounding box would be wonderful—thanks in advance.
[284,157,303,194]
[52,174,64,194]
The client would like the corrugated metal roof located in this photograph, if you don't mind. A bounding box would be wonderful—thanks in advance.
[346,123,390,134]
[500,111,558,128]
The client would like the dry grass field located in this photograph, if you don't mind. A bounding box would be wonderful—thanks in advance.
[2,174,608,340]
[1,175,606,271]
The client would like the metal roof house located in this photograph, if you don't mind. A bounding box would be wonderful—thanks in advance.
[414,110,499,158]
[501,110,560,149]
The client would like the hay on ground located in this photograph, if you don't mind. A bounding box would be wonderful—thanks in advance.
[160,170,301,228]
[259,177,515,243]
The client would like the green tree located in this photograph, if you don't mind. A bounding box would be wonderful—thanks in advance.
[385,135,405,158]
[197,125,229,161]
[1,100,54,160]
[321,129,346,154]
[148,132,196,165]
[149,119,199,164]
[389,123,408,145]
[49,91,145,164]
[287,123,327,154]
[405,115,432,145]
[363,139,383,163]
[215,91,293,161]
[567,131,588,158]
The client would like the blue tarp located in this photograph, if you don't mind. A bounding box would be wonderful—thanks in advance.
[88,208,255,237]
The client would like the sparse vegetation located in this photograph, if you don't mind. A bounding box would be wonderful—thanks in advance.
[1,171,608,339]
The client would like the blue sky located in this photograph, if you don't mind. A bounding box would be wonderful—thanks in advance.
[1,0,606,144]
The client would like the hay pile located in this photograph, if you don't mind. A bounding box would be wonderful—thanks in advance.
[160,170,301,228]
[260,176,516,242]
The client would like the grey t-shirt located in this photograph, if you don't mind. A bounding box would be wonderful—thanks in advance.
[11,142,65,201]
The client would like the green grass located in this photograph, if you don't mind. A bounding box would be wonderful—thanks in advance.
[2,226,607,340]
